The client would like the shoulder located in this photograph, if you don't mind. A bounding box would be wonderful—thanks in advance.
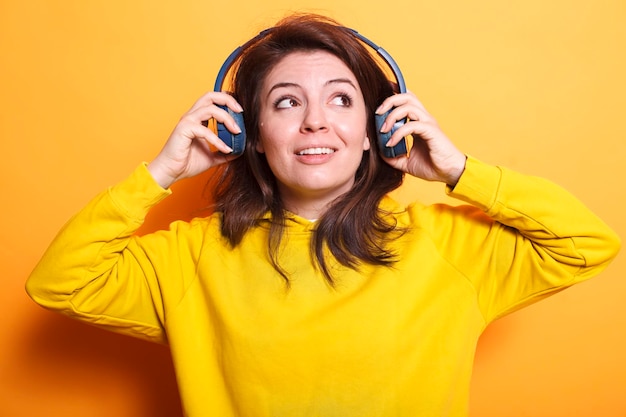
[170,212,224,237]
[141,212,227,253]
[381,195,492,234]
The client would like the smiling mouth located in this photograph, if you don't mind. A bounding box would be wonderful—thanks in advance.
[296,147,336,156]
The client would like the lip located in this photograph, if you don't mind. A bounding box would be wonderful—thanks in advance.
[294,146,337,164]
[295,146,336,156]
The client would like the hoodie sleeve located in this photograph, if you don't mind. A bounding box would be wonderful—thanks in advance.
[26,163,174,343]
[432,156,621,322]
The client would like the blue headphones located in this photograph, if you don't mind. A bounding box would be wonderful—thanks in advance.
[213,28,408,158]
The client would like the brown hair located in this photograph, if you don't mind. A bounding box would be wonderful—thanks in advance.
[211,13,405,284]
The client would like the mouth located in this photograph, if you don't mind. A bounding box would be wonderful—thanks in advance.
[296,147,336,156]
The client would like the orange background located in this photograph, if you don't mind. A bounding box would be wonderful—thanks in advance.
[2,1,625,416]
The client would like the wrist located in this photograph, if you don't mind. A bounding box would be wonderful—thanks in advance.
[444,154,467,188]
[147,160,177,189]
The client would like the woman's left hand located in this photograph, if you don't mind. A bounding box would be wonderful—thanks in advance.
[376,91,467,187]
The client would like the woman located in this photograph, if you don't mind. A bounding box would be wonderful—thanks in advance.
[26,13,620,417]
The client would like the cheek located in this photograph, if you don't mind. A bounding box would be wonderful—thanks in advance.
[335,114,369,148]
[257,122,288,155]
[256,104,275,153]
[257,111,303,153]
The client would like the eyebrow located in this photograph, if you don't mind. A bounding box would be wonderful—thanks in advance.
[326,78,357,89]
[266,78,358,96]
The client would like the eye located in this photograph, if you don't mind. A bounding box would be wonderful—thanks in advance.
[330,93,353,107]
[274,96,300,109]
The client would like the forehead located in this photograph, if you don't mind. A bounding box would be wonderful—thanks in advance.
[262,50,358,89]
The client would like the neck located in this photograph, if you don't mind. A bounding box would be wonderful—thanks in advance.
[282,197,330,220]
[279,189,344,220]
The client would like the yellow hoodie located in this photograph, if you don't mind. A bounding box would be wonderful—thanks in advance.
[26,157,620,416]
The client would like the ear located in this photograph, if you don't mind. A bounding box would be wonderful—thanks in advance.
[256,136,265,153]
[362,135,371,151]
[256,123,266,153]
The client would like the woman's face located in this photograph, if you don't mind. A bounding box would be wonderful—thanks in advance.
[257,50,370,214]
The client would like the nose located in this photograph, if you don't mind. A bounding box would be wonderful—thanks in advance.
[300,102,328,133]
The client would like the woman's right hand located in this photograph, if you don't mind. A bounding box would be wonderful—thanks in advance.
[147,92,244,189]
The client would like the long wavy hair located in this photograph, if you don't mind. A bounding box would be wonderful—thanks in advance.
[210,13,406,285]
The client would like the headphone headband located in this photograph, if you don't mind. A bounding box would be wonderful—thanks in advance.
[213,27,406,94]
[348,29,406,94]
[211,26,409,158]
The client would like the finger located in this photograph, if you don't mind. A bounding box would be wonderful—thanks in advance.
[375,91,429,117]
[198,125,236,154]
[193,135,239,165]
[189,105,243,137]
[405,90,429,113]
[188,91,244,114]
[377,101,435,136]
[384,120,435,148]
[178,121,235,154]
[381,151,409,172]
[379,104,433,132]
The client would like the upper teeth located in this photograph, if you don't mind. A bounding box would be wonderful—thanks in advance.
[297,147,335,155]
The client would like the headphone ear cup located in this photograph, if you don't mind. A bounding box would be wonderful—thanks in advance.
[375,109,408,158]
[216,106,246,155]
